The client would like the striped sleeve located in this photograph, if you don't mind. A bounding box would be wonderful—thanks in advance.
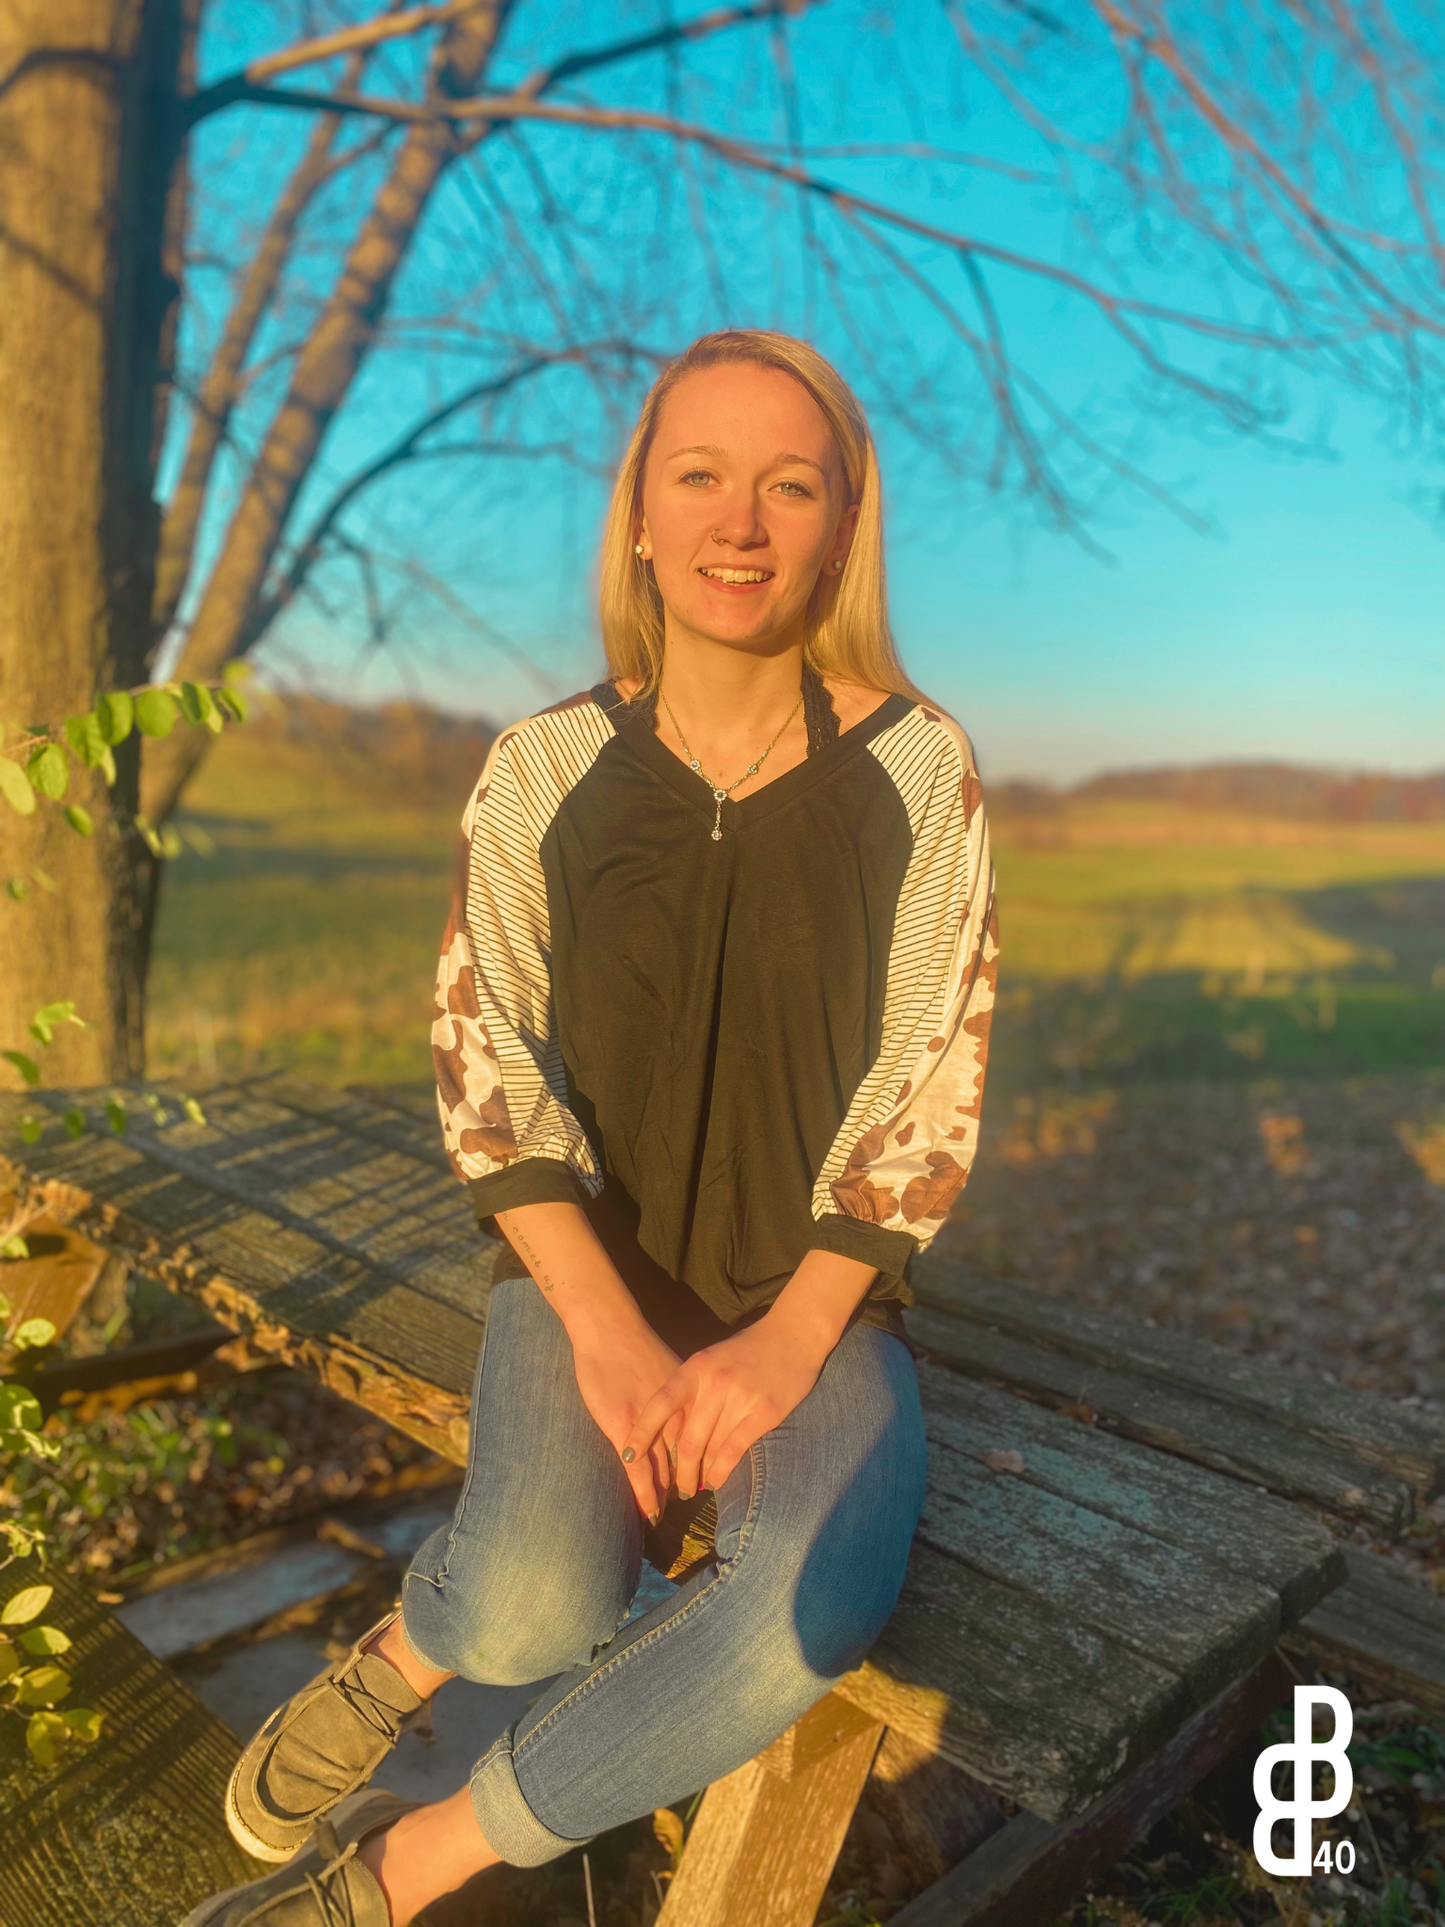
[431,696,614,1222]
[808,704,998,1270]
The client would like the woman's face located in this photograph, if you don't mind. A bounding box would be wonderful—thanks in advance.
[637,362,857,658]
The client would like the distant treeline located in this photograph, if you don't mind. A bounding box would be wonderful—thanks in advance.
[254,693,497,808]
[259,696,1443,824]
[994,761,1445,823]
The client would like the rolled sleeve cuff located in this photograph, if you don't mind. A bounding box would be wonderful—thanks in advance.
[466,1157,589,1235]
[808,1212,918,1276]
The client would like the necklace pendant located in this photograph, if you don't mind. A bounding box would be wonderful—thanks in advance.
[712,788,726,803]
[710,826,722,842]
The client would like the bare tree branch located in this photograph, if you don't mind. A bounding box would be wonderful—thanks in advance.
[246,341,654,645]
[152,40,396,643]
[187,0,828,126]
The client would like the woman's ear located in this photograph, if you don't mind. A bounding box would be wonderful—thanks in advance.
[828,500,860,572]
[635,519,653,561]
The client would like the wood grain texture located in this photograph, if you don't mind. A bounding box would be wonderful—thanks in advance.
[0,1562,262,1927]
[907,1302,1419,1534]
[884,1650,1295,1927]
[866,1728,1008,1888]
[912,1257,1445,1502]
[1282,1547,1445,1718]
[656,1695,884,1927]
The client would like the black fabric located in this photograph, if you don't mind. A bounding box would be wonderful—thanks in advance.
[504,680,918,1339]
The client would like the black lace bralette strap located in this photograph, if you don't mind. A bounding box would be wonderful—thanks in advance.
[801,660,840,756]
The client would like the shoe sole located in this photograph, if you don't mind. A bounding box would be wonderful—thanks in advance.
[186,1788,415,1923]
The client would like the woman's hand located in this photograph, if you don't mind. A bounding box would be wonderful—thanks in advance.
[571,1320,682,1525]
[620,1250,881,1496]
[494,1200,681,1525]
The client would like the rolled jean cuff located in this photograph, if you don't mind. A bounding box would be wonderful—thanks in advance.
[470,1728,594,1867]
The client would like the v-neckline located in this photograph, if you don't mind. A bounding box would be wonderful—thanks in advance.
[592,681,912,833]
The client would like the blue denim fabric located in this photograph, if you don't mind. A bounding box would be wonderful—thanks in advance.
[400,1275,927,1866]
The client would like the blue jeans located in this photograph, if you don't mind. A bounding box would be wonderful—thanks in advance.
[399,1275,927,1866]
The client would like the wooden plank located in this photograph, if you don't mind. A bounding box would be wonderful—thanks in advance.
[912,1256,1445,1504]
[884,1649,1295,1927]
[866,1728,1008,1889]
[906,1303,1416,1534]
[1282,1547,1445,1718]
[657,1694,885,1927]
[917,1362,1344,1624]
[834,1540,1195,1822]
[0,1561,261,1927]
[250,1073,453,1174]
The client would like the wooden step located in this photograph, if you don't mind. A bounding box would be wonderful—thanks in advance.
[0,1562,261,1927]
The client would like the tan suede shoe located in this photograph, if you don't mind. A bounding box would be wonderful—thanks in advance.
[184,1789,414,1925]
[226,1611,426,1863]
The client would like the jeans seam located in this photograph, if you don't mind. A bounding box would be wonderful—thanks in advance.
[429,1287,499,1586]
[508,1437,768,1771]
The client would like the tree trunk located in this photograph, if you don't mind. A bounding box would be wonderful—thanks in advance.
[140,0,513,827]
[0,0,187,1086]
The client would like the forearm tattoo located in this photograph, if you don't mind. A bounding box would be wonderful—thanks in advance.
[506,1219,558,1297]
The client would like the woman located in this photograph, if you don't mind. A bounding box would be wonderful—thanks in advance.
[188,329,998,1927]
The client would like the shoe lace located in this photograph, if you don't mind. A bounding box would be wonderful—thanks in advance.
[334,1658,410,1742]
[303,1822,366,1927]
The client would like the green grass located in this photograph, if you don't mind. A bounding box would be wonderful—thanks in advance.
[146,732,1445,1097]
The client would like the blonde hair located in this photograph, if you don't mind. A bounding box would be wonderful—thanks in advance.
[598,329,925,702]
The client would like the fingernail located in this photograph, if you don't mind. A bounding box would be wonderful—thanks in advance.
[621,1446,635,1463]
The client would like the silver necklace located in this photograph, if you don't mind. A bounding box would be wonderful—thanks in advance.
[658,687,804,842]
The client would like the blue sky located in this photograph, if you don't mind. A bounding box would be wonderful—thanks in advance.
[188,2,1444,784]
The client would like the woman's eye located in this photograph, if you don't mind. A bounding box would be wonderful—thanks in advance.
[678,469,714,487]
[775,479,811,497]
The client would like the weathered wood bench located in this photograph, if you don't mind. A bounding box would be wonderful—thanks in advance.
[4,1074,1444,1927]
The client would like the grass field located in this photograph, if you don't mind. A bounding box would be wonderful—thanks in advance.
[148,720,1445,1097]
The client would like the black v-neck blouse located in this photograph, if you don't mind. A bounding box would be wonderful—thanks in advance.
[431,677,998,1354]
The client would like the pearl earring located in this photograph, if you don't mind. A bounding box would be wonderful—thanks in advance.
[830,559,844,573]
[635,543,645,556]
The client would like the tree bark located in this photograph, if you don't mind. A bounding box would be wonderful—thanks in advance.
[140,0,513,826]
[0,0,187,1085]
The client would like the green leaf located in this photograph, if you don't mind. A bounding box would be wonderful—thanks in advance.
[95,689,134,745]
[159,825,183,860]
[13,1317,57,1350]
[0,1289,11,1315]
[64,805,93,837]
[62,1106,86,1140]
[29,1001,82,1047]
[133,813,164,858]
[0,1236,27,1259]
[0,1640,18,1685]
[178,682,222,732]
[0,757,36,816]
[6,876,27,901]
[181,1096,207,1126]
[133,688,177,738]
[0,1385,44,1442]
[26,743,68,800]
[215,685,249,723]
[181,822,216,857]
[18,1114,41,1145]
[61,1706,102,1742]
[25,1709,66,1768]
[221,659,252,685]
[18,1626,71,1656]
[2,1051,41,1086]
[106,1098,127,1137]
[15,1664,72,1707]
[2,1585,54,1627]
[30,868,56,892]
[64,712,108,770]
